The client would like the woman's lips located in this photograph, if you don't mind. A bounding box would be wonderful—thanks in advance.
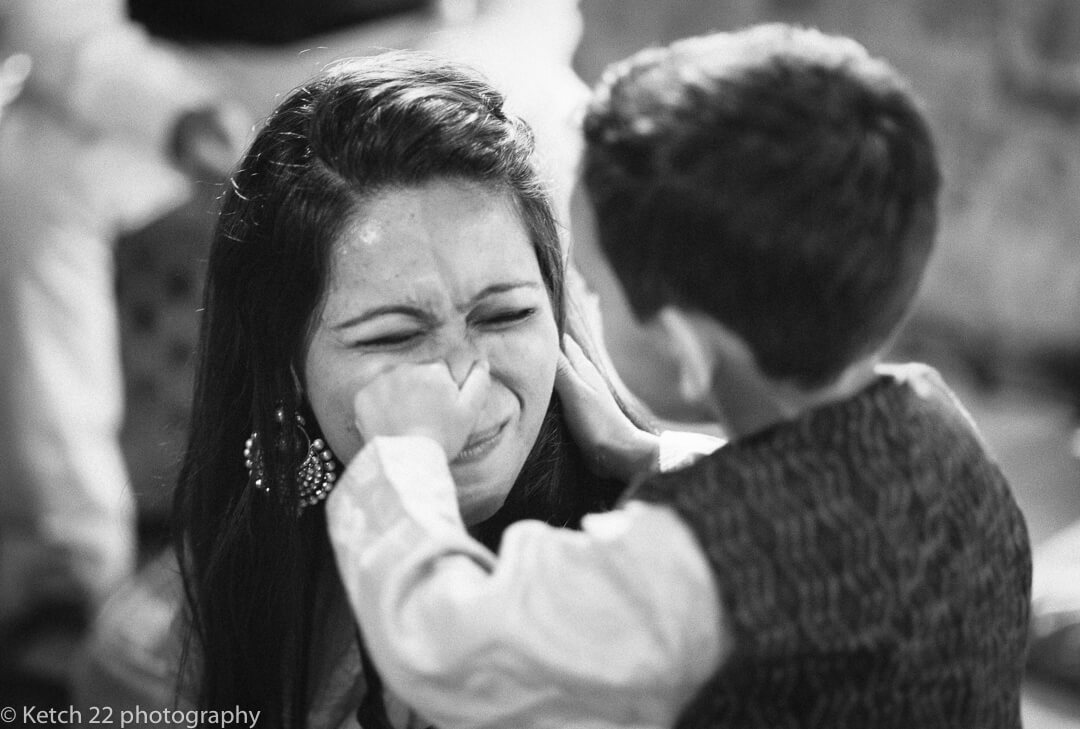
[452,419,508,464]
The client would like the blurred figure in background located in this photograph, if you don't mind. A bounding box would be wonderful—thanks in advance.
[0,0,249,701]
[168,0,590,219]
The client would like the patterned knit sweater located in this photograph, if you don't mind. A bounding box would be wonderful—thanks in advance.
[628,365,1031,729]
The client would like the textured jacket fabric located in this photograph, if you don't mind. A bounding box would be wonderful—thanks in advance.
[629,365,1032,729]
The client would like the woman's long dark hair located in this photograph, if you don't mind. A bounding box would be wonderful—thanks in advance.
[173,52,627,728]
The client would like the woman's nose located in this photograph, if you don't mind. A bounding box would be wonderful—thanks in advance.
[442,335,483,387]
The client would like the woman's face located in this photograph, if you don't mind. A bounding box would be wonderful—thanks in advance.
[304,178,560,525]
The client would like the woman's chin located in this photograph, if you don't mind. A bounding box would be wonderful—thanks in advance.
[452,430,527,526]
[455,472,516,525]
[458,493,506,526]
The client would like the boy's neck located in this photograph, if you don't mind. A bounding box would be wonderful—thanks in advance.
[708,357,879,440]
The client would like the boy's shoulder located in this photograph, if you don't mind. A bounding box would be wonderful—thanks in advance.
[631,361,996,501]
[874,361,988,443]
[650,361,986,478]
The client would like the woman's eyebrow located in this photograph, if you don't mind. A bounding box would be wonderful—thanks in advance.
[467,281,543,305]
[330,304,428,331]
[331,282,543,330]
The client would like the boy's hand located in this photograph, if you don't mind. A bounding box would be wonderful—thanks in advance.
[556,335,659,481]
[353,361,491,460]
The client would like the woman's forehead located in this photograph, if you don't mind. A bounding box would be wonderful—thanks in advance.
[323,180,544,309]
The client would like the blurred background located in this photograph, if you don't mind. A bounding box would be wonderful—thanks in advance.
[2,0,1079,725]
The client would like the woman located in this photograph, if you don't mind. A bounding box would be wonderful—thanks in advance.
[170,51,646,729]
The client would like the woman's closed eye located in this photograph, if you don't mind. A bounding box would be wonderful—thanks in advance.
[346,304,538,349]
[474,307,536,329]
[352,328,424,350]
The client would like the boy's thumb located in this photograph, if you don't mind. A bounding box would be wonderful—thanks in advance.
[458,360,491,413]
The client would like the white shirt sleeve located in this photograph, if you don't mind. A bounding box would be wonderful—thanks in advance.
[657,429,725,473]
[325,436,730,729]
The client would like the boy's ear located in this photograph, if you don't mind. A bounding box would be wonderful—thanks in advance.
[657,306,765,408]
[656,306,715,405]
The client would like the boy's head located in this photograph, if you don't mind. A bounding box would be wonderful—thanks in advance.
[581,24,941,388]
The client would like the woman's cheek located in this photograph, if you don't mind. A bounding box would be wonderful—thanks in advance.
[486,321,560,405]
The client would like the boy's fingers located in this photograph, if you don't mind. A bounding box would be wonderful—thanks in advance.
[562,333,587,364]
[556,353,595,401]
[562,335,595,377]
[458,360,491,413]
[556,352,580,385]
[562,334,607,390]
[421,360,455,381]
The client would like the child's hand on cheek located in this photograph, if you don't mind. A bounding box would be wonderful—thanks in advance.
[557,335,659,481]
[353,361,491,460]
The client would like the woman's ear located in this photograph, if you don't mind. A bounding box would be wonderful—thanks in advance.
[656,306,715,405]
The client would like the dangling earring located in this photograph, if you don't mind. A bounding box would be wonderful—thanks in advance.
[244,406,339,509]
[295,413,338,506]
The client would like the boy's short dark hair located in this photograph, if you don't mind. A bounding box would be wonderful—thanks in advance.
[582,24,941,387]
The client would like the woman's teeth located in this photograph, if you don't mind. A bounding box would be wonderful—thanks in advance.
[455,422,506,462]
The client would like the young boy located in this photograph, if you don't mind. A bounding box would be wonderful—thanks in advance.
[326,24,1032,729]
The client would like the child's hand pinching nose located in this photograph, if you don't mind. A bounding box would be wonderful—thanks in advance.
[352,361,491,460]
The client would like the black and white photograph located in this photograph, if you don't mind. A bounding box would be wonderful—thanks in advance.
[1,1,1079,727]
